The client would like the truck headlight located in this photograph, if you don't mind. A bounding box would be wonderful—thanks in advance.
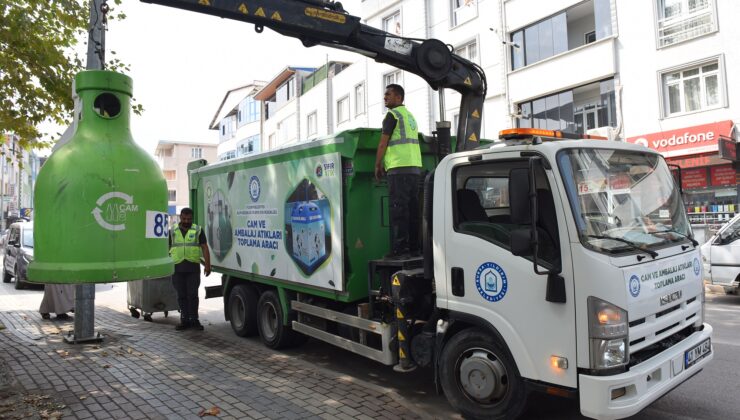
[588,297,629,369]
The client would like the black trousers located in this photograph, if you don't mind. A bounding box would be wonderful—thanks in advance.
[387,173,420,254]
[172,271,200,321]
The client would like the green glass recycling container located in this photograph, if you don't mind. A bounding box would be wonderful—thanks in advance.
[28,70,173,283]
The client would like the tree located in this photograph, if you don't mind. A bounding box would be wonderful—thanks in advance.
[0,0,130,152]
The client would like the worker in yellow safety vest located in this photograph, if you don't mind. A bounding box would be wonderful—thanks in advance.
[169,207,211,330]
[374,84,422,259]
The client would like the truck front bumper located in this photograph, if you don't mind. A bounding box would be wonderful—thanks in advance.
[579,323,713,420]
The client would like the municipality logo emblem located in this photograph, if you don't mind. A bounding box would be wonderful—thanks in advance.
[249,176,261,202]
[629,274,641,297]
[475,262,508,302]
[693,258,700,277]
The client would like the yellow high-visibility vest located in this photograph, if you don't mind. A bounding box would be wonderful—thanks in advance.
[384,105,422,170]
[170,223,202,264]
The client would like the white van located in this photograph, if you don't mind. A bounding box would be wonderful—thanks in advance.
[701,213,740,294]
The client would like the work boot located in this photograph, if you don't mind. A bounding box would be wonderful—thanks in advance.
[175,318,190,331]
[190,319,204,331]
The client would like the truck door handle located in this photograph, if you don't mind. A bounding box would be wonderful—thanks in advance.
[451,267,464,297]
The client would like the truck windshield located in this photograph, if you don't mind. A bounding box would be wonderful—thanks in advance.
[558,148,691,254]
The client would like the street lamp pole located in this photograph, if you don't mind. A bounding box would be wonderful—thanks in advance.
[66,0,107,344]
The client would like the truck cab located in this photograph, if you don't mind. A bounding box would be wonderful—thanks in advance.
[434,128,712,418]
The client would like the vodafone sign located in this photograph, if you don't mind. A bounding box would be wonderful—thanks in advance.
[626,120,734,158]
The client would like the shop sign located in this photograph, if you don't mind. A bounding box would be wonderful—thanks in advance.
[718,137,738,162]
[627,120,733,158]
[710,165,736,187]
[682,168,708,189]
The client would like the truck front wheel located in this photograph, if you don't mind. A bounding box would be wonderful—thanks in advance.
[229,284,259,337]
[439,327,527,420]
[257,290,303,349]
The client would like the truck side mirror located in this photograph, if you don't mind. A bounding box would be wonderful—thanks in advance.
[509,167,536,257]
[510,228,533,256]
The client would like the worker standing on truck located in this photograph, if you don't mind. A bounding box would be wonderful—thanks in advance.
[374,84,422,258]
[169,207,211,331]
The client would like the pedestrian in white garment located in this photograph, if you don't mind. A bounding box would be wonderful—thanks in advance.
[39,284,75,320]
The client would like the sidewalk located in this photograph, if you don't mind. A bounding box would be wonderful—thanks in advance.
[0,307,423,420]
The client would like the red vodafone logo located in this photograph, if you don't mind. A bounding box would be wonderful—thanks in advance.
[627,120,733,158]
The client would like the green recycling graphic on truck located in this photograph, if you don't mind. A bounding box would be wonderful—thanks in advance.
[200,152,343,291]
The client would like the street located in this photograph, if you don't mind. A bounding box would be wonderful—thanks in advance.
[1,271,738,419]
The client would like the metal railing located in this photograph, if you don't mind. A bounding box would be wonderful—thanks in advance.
[658,4,716,48]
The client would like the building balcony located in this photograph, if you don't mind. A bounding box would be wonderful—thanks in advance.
[508,36,616,104]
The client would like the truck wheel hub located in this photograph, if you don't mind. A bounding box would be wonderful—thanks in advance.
[458,349,507,403]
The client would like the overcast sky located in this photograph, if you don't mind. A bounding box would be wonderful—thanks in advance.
[100,0,361,154]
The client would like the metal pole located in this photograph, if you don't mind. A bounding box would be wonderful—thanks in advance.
[438,88,446,122]
[1,140,5,230]
[67,0,106,344]
[435,89,451,159]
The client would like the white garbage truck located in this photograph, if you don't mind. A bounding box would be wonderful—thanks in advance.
[191,127,713,419]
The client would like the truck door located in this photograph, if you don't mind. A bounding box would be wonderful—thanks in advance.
[440,153,577,387]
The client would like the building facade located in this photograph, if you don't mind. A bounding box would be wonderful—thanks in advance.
[211,82,265,161]
[1,133,40,229]
[154,140,218,218]
[210,0,739,220]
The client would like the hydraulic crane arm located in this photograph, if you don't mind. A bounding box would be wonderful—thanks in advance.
[141,0,487,151]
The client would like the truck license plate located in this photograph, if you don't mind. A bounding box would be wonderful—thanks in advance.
[684,338,711,369]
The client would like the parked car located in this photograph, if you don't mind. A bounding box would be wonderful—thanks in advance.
[701,213,740,294]
[2,221,35,289]
[0,229,9,252]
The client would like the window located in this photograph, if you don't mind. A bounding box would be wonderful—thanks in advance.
[657,0,716,47]
[453,160,560,268]
[518,79,616,134]
[163,170,176,181]
[451,0,478,27]
[236,134,259,157]
[454,40,478,62]
[276,78,295,104]
[662,59,722,117]
[382,10,401,36]
[191,147,202,159]
[511,0,612,70]
[219,150,236,161]
[383,70,403,89]
[238,96,260,128]
[307,111,318,136]
[337,96,350,123]
[355,83,366,116]
[168,190,177,201]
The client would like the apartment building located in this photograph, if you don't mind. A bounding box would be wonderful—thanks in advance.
[211,82,265,161]
[209,0,739,215]
[1,133,40,228]
[254,67,317,150]
[154,140,217,218]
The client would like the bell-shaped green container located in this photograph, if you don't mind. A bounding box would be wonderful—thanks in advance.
[28,70,174,283]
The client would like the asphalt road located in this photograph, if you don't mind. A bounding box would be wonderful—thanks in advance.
[2,274,738,419]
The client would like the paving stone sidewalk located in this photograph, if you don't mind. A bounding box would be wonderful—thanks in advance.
[0,308,423,420]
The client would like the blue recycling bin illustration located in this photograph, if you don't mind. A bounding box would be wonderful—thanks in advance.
[291,202,326,270]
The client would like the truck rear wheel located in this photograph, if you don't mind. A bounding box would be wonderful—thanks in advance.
[229,284,259,337]
[257,290,303,349]
[439,327,527,420]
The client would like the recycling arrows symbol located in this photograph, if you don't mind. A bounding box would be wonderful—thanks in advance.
[92,192,134,231]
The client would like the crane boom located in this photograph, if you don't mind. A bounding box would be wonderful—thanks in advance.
[142,0,487,151]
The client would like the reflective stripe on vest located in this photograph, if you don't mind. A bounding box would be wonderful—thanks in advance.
[384,105,422,170]
[170,223,202,264]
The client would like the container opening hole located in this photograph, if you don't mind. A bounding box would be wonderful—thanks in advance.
[93,93,121,118]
